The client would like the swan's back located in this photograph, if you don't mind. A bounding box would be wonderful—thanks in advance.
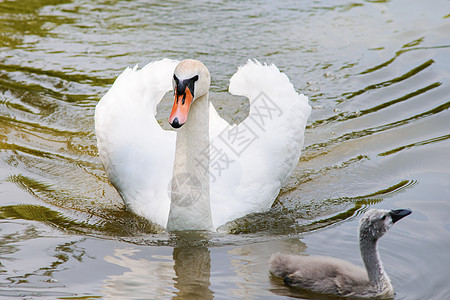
[270,253,371,297]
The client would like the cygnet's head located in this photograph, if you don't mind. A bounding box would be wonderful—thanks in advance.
[359,208,412,241]
[169,59,211,128]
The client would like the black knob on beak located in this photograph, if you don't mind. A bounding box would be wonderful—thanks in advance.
[170,117,183,128]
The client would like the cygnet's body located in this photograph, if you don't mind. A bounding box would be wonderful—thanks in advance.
[270,208,412,298]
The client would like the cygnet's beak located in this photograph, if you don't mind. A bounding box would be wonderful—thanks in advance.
[169,86,193,128]
[389,208,412,223]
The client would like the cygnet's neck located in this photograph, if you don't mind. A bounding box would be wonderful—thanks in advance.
[167,93,214,231]
[360,236,393,294]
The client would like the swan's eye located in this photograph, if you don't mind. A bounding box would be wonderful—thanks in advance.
[381,215,386,221]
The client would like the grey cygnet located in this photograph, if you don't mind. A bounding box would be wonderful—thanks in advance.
[270,208,412,298]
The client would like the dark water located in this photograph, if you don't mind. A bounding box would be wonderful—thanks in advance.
[0,0,449,299]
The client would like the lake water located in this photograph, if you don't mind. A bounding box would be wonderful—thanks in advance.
[0,0,449,299]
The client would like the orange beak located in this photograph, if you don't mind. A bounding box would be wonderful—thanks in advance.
[169,86,194,128]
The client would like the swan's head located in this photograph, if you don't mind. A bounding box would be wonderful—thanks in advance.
[169,59,211,128]
[359,208,412,241]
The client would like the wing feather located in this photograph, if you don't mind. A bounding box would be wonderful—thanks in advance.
[210,60,311,226]
[95,59,179,227]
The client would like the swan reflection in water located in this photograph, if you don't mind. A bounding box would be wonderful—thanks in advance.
[101,232,306,299]
[102,234,213,299]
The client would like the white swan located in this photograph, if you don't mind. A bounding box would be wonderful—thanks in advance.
[95,59,311,231]
[270,208,412,298]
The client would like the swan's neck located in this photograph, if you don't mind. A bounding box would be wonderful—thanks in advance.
[360,237,393,293]
[167,93,214,231]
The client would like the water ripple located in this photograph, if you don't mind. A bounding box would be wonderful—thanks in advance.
[343,59,435,100]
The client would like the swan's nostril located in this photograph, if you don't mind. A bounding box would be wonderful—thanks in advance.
[170,117,183,128]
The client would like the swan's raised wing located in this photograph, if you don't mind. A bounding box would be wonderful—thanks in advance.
[95,59,179,227]
[210,60,311,227]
